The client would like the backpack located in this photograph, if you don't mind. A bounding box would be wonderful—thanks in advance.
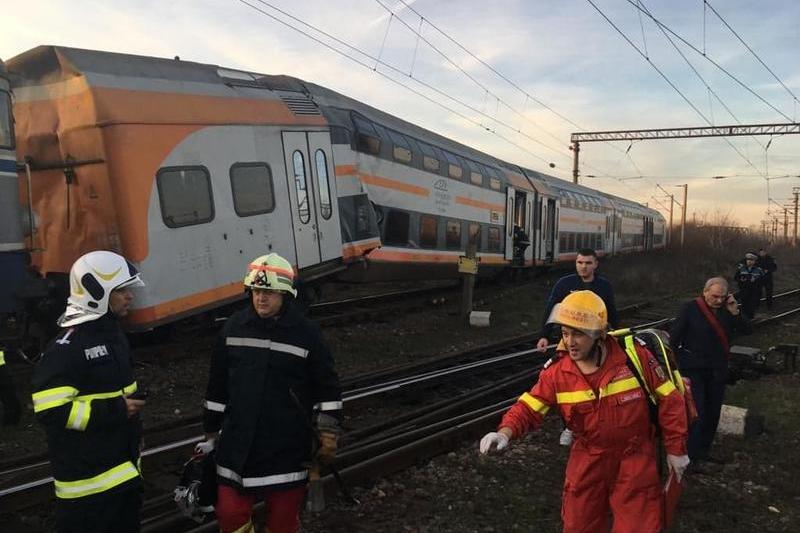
[612,328,699,429]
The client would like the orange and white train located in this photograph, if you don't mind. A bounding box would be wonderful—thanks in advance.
[0,46,665,331]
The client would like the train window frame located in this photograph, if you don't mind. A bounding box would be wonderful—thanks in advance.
[468,222,481,247]
[229,162,276,217]
[419,214,438,248]
[445,219,462,249]
[389,130,413,164]
[384,209,410,246]
[292,150,311,224]
[0,90,14,150]
[353,116,381,155]
[314,149,333,220]
[489,177,501,190]
[418,140,441,172]
[443,151,463,180]
[156,166,215,228]
[467,160,483,186]
[487,226,502,252]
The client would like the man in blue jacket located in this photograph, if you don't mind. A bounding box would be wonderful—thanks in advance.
[536,248,619,352]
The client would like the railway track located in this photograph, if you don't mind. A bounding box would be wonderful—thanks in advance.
[5,288,799,531]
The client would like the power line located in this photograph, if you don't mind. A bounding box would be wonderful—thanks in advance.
[638,0,766,150]
[705,0,800,109]
[235,0,566,170]
[392,0,646,178]
[585,0,765,178]
[624,0,794,122]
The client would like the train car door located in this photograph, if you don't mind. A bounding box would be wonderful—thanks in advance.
[545,198,556,261]
[526,191,535,263]
[505,187,515,260]
[282,131,321,268]
[306,131,343,262]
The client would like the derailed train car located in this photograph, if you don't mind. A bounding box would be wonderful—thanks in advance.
[1,46,665,333]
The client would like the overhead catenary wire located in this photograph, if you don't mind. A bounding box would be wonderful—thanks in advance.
[586,0,766,179]
[705,0,800,109]
[392,0,646,175]
[235,0,566,170]
[624,0,794,123]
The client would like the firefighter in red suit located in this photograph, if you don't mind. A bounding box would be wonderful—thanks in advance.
[480,291,689,533]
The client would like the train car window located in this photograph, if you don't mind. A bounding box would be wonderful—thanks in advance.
[468,223,481,246]
[443,151,463,180]
[470,171,483,185]
[314,150,333,219]
[230,163,275,217]
[156,166,214,228]
[488,226,502,252]
[353,116,381,155]
[568,233,575,251]
[446,220,462,249]
[384,210,410,246]
[418,140,441,172]
[389,130,412,164]
[0,91,13,149]
[559,233,567,251]
[420,215,438,248]
[292,151,311,224]
[489,178,501,190]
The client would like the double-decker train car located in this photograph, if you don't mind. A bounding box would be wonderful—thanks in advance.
[1,45,666,334]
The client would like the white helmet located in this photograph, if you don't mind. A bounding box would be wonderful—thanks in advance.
[58,251,145,327]
[243,253,297,297]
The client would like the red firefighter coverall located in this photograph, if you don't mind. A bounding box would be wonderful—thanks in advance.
[500,336,688,533]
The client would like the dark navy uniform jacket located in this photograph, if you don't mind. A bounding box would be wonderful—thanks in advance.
[203,300,342,492]
[31,315,141,500]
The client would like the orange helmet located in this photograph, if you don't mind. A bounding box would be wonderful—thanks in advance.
[546,290,607,338]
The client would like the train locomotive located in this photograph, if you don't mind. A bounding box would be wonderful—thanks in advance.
[0,45,665,340]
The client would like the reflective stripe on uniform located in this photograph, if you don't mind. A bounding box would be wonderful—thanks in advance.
[556,389,596,404]
[230,522,255,533]
[655,380,677,398]
[314,401,343,411]
[32,386,79,412]
[204,399,226,412]
[216,465,308,487]
[54,460,140,499]
[226,337,309,359]
[600,376,641,398]
[0,350,5,365]
[32,381,137,413]
[66,400,91,431]
[519,392,549,415]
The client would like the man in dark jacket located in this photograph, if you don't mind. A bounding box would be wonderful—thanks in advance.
[199,253,342,533]
[756,247,777,309]
[31,251,146,533]
[536,248,619,352]
[670,277,750,465]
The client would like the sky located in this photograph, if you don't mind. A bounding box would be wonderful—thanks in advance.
[3,0,800,230]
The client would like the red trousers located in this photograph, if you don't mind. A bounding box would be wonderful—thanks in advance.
[216,484,305,533]
[562,437,662,533]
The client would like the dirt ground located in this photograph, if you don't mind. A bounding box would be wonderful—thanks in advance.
[2,242,799,532]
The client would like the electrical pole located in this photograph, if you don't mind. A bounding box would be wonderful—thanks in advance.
[784,208,789,243]
[571,141,580,184]
[793,187,799,247]
[679,184,688,249]
[668,195,674,246]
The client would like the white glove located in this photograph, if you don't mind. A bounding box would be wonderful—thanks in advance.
[194,438,216,455]
[558,428,574,447]
[666,454,690,482]
[479,432,510,454]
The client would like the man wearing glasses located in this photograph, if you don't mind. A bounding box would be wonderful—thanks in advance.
[670,277,750,469]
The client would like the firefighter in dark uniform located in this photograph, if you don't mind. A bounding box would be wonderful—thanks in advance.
[197,253,342,533]
[31,251,146,533]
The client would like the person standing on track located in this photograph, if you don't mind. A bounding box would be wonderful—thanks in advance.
[197,253,342,533]
[480,291,688,533]
[734,253,764,319]
[756,246,777,310]
[31,251,146,533]
[536,248,619,352]
[670,277,750,468]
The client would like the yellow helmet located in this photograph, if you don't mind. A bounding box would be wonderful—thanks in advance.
[243,253,297,297]
[547,290,607,338]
